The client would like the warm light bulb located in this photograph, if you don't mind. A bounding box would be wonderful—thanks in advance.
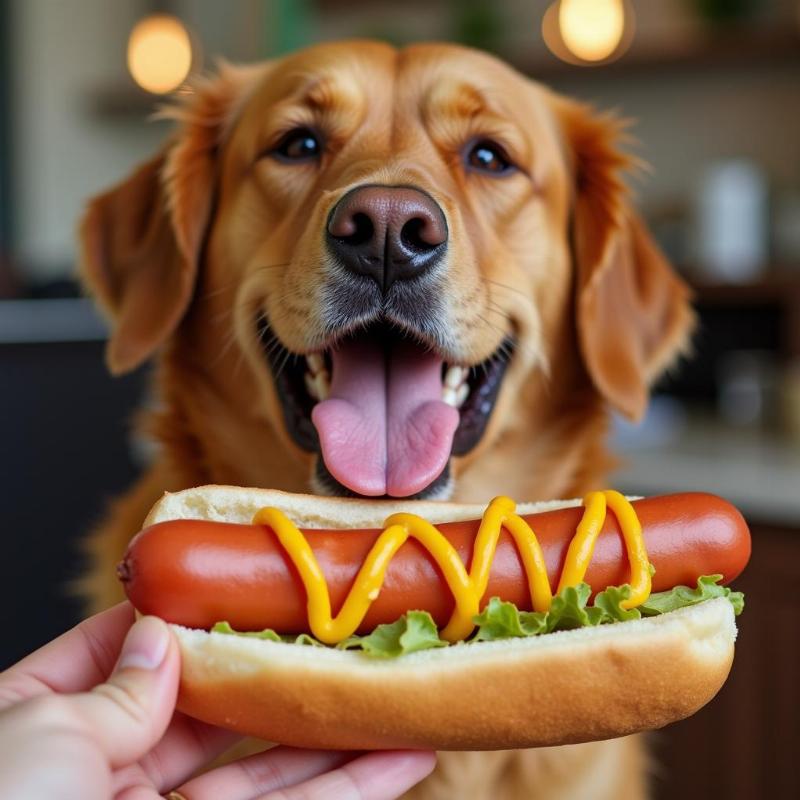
[127,14,192,94]
[558,0,625,62]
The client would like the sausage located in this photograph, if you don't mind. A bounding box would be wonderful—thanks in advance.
[119,492,750,634]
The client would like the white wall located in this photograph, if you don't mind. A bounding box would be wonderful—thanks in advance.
[12,0,165,281]
[10,0,270,283]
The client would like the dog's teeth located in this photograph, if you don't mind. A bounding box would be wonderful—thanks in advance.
[304,371,319,401]
[455,382,470,408]
[442,387,458,407]
[305,370,330,402]
[444,365,466,389]
[315,370,330,401]
[307,353,324,374]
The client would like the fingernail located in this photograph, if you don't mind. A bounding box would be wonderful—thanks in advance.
[118,616,170,670]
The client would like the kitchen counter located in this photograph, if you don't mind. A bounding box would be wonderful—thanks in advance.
[0,298,107,343]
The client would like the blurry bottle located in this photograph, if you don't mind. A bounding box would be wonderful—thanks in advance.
[717,350,779,429]
[694,160,768,283]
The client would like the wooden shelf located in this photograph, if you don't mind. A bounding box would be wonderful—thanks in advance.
[504,27,800,81]
[87,82,174,120]
[685,270,800,357]
[688,271,800,305]
[650,522,800,799]
[311,6,800,80]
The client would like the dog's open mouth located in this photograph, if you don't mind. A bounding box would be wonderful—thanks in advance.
[260,318,513,499]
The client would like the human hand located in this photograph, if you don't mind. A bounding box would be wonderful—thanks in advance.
[0,603,436,799]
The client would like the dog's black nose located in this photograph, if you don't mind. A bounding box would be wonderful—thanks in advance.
[326,185,447,292]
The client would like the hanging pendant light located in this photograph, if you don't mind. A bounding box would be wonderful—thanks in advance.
[543,0,634,66]
[127,13,193,94]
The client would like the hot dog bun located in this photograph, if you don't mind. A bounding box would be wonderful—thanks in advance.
[144,484,739,750]
[144,483,583,528]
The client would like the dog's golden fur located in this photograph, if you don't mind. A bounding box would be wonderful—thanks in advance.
[78,41,692,798]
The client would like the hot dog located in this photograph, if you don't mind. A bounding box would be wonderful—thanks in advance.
[121,492,748,635]
[119,484,750,751]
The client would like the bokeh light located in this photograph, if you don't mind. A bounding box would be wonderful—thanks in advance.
[559,0,625,62]
[127,14,192,94]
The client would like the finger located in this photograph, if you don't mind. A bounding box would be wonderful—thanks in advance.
[260,750,437,800]
[63,615,180,767]
[0,602,134,707]
[134,713,241,792]
[175,746,351,800]
[110,714,242,799]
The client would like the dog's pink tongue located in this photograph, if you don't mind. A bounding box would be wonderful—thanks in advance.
[311,338,459,496]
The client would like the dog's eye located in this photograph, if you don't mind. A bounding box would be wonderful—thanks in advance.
[272,128,322,162]
[465,140,513,175]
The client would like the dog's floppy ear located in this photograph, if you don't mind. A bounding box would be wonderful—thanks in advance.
[79,63,261,374]
[557,99,694,421]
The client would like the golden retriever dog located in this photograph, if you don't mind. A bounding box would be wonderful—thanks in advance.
[78,40,692,799]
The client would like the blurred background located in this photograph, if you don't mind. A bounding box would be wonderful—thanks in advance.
[1,0,798,795]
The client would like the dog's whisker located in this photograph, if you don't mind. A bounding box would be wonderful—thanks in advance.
[475,312,508,338]
[198,283,238,302]
[209,326,240,368]
[250,262,292,277]
[263,326,284,351]
[258,317,297,379]
[232,347,247,381]
[265,336,286,361]
[257,322,275,344]
[484,301,511,321]
[273,345,294,379]
[217,336,238,366]
[261,331,278,351]
[209,306,236,327]
[481,298,543,366]
[484,277,528,300]
[473,307,540,371]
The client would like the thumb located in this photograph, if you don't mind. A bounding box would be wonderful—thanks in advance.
[70,615,180,767]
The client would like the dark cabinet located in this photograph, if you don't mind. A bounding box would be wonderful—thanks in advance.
[0,337,147,668]
[653,522,800,798]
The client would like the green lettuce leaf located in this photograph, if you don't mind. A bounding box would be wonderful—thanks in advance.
[472,596,547,641]
[210,575,744,658]
[545,583,605,630]
[592,584,642,622]
[639,574,744,617]
[473,585,610,640]
[339,610,448,658]
[211,621,323,646]
[212,620,281,641]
